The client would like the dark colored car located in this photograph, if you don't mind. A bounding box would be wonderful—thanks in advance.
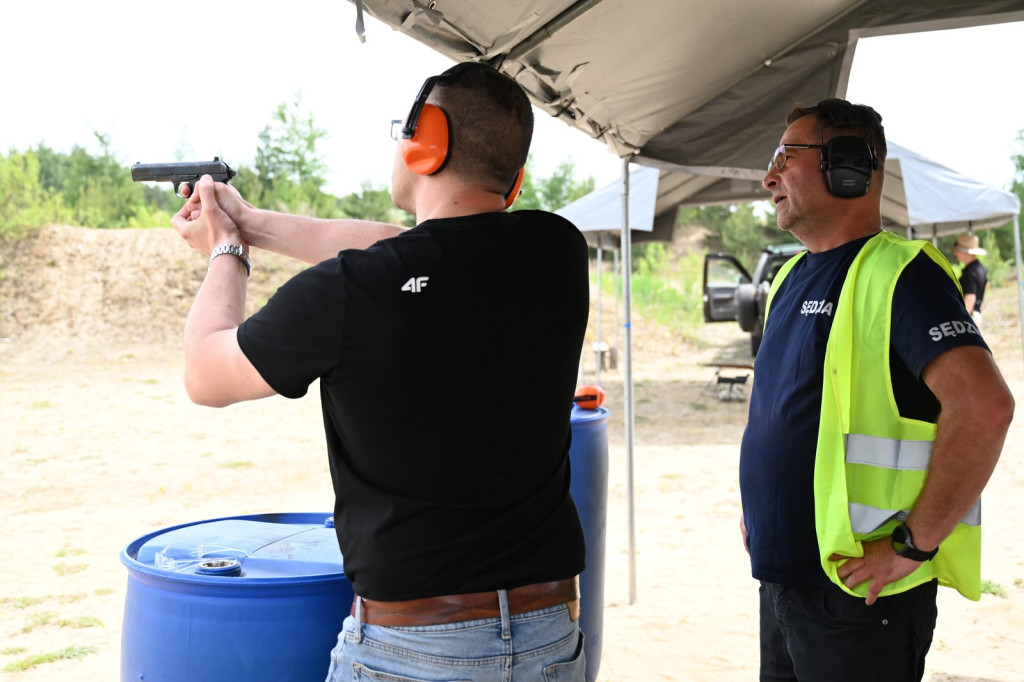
[703,243,805,356]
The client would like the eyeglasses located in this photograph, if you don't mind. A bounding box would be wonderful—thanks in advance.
[390,119,405,141]
[768,144,824,171]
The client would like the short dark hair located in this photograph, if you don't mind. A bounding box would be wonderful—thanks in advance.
[787,98,887,166]
[432,62,534,194]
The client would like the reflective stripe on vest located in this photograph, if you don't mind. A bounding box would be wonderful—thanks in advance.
[845,433,980,534]
[848,501,980,536]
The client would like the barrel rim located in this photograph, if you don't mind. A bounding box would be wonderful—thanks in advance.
[120,512,348,587]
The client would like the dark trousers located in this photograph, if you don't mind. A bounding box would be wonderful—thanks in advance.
[759,580,938,682]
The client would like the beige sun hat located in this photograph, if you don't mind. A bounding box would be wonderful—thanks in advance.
[954,233,988,256]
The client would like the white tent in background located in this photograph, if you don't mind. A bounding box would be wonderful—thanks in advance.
[558,145,1021,419]
[558,143,1020,244]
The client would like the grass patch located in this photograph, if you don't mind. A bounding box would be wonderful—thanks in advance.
[1,647,27,655]
[3,646,98,672]
[94,587,115,596]
[30,400,54,409]
[0,596,44,610]
[981,579,1007,598]
[58,616,103,628]
[53,563,89,576]
[57,593,87,604]
[55,546,86,558]
[220,460,254,469]
[21,611,57,633]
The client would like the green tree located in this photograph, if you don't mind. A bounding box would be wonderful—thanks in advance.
[0,150,70,238]
[677,203,783,269]
[33,134,166,228]
[253,96,330,213]
[337,182,413,225]
[515,156,595,212]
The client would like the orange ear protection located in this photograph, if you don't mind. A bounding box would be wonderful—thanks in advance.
[400,62,525,208]
[503,167,525,209]
[401,102,451,175]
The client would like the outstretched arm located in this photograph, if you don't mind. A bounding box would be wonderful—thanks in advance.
[172,177,277,407]
[180,181,406,265]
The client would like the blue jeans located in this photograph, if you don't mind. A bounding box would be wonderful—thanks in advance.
[325,590,585,681]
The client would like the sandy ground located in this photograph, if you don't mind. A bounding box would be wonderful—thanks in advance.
[1,226,1023,680]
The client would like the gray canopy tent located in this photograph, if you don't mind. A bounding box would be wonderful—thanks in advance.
[348,0,1024,609]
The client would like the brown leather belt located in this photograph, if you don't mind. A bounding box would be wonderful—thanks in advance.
[352,578,580,627]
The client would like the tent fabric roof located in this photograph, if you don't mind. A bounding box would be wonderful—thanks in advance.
[353,0,1024,182]
[556,143,1020,247]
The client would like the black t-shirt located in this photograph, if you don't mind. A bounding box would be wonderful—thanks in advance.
[739,234,988,586]
[959,259,988,312]
[238,210,589,600]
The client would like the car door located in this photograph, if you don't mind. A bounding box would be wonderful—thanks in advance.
[703,253,752,322]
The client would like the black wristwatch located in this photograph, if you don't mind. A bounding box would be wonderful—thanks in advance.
[891,524,938,562]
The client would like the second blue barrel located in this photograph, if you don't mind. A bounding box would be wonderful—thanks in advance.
[569,404,610,682]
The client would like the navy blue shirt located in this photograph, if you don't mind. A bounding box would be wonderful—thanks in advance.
[739,234,988,586]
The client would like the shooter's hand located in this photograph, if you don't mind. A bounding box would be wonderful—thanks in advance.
[179,178,255,236]
[171,175,243,255]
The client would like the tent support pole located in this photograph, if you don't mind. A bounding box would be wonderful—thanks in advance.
[1014,214,1024,367]
[614,249,621,371]
[596,247,603,386]
[620,158,636,605]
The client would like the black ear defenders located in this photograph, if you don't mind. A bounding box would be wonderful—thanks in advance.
[816,99,879,198]
[399,62,525,208]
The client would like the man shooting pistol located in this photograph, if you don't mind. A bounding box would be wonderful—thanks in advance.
[130,157,235,197]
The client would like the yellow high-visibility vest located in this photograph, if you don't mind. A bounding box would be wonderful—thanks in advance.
[766,231,981,600]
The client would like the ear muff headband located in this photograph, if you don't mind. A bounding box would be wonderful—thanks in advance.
[400,64,480,176]
[816,99,879,198]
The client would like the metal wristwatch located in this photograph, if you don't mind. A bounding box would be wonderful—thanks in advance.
[891,523,938,562]
[209,243,251,277]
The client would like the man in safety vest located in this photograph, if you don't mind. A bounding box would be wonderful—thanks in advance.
[739,98,1014,681]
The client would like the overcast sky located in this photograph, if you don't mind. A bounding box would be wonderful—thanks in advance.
[1,4,1020,197]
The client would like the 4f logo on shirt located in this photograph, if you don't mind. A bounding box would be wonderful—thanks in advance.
[402,276,429,293]
[800,299,834,316]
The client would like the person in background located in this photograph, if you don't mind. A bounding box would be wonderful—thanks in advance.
[171,61,589,681]
[953,232,989,325]
[740,97,1014,681]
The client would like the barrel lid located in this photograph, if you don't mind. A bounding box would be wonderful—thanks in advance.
[120,513,345,584]
[570,405,610,424]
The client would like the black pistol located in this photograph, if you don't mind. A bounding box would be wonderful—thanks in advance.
[130,157,236,197]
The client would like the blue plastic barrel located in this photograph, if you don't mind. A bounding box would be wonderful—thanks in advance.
[569,405,610,682]
[120,512,353,682]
